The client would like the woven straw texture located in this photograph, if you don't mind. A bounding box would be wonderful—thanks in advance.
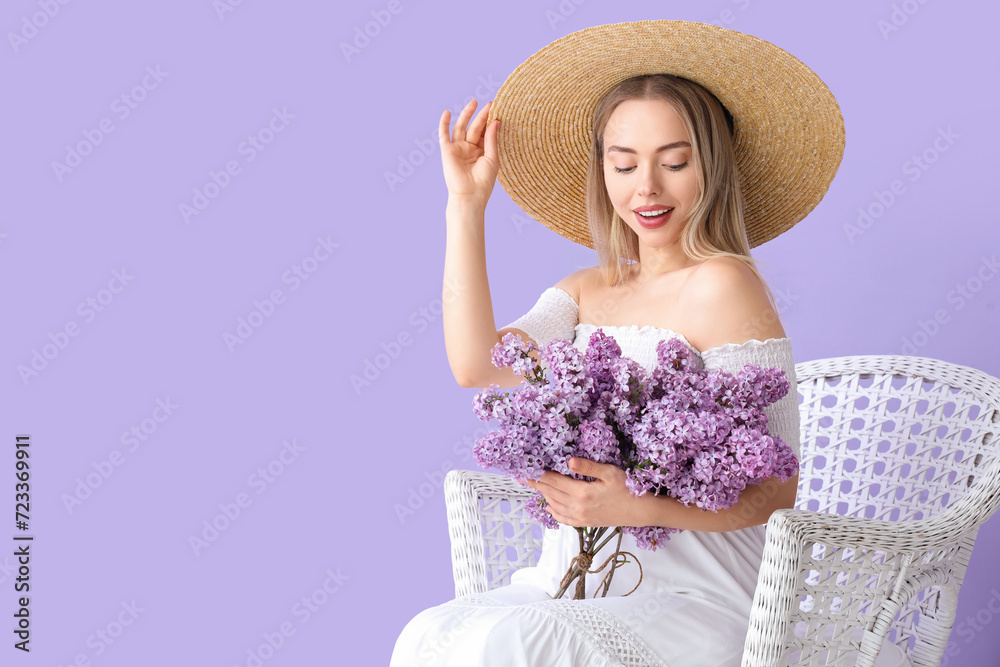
[444,354,1000,666]
[487,20,846,249]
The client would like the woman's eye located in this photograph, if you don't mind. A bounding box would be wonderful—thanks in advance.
[612,162,688,174]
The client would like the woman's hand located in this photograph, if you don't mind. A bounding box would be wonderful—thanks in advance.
[523,458,654,528]
[439,98,500,207]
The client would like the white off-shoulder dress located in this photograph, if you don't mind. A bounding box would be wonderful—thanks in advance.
[391,287,908,667]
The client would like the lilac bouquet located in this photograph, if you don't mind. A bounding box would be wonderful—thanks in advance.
[471,330,798,598]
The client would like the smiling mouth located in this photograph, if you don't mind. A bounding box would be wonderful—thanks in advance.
[634,208,674,228]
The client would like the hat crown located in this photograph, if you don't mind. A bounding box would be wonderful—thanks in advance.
[488,19,845,249]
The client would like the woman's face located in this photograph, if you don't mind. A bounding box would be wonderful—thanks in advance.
[602,98,701,246]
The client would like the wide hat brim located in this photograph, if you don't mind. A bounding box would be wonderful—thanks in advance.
[486,20,845,249]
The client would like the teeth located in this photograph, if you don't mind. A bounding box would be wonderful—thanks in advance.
[638,208,671,217]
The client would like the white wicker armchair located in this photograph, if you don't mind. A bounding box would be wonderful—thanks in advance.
[443,354,1000,667]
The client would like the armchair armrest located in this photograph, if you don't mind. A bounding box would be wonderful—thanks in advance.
[444,470,545,598]
[743,507,978,667]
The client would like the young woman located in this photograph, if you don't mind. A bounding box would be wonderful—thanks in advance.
[391,20,866,667]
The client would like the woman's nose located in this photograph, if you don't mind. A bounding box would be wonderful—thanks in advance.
[636,168,660,196]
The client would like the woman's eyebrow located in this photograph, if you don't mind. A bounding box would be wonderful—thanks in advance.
[606,141,691,154]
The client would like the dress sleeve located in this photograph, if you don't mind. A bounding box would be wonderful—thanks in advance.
[700,338,801,461]
[498,287,579,348]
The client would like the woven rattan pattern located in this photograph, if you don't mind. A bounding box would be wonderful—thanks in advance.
[444,354,1000,666]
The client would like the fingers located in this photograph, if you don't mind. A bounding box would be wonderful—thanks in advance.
[483,108,500,164]
[546,505,574,526]
[451,98,477,145]
[529,476,575,505]
[440,99,492,147]
[465,100,492,148]
[523,480,575,525]
[440,105,466,148]
[438,107,452,147]
[568,457,606,479]
[527,471,572,495]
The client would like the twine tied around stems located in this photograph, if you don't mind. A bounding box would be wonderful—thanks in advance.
[552,528,644,599]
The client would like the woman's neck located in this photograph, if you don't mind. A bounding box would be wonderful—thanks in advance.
[631,248,700,281]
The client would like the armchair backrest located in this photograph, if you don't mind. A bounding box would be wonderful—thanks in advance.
[793,355,1000,524]
[777,354,1000,664]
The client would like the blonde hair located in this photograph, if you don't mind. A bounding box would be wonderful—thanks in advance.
[584,74,777,310]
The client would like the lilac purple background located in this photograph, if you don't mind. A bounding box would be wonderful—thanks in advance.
[2,0,999,665]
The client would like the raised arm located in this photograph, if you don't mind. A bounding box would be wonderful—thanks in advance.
[443,197,542,389]
[439,98,538,389]
[445,238,585,389]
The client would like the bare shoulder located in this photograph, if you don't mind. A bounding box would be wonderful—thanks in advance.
[680,256,785,349]
[552,266,596,305]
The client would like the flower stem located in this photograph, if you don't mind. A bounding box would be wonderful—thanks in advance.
[592,527,622,555]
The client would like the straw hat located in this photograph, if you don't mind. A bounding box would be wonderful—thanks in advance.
[486,20,845,249]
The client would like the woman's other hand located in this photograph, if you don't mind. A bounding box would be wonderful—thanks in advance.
[439,99,500,208]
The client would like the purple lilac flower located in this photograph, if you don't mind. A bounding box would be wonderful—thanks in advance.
[492,333,542,382]
[524,491,560,530]
[577,415,623,467]
[472,328,799,547]
[622,525,683,550]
